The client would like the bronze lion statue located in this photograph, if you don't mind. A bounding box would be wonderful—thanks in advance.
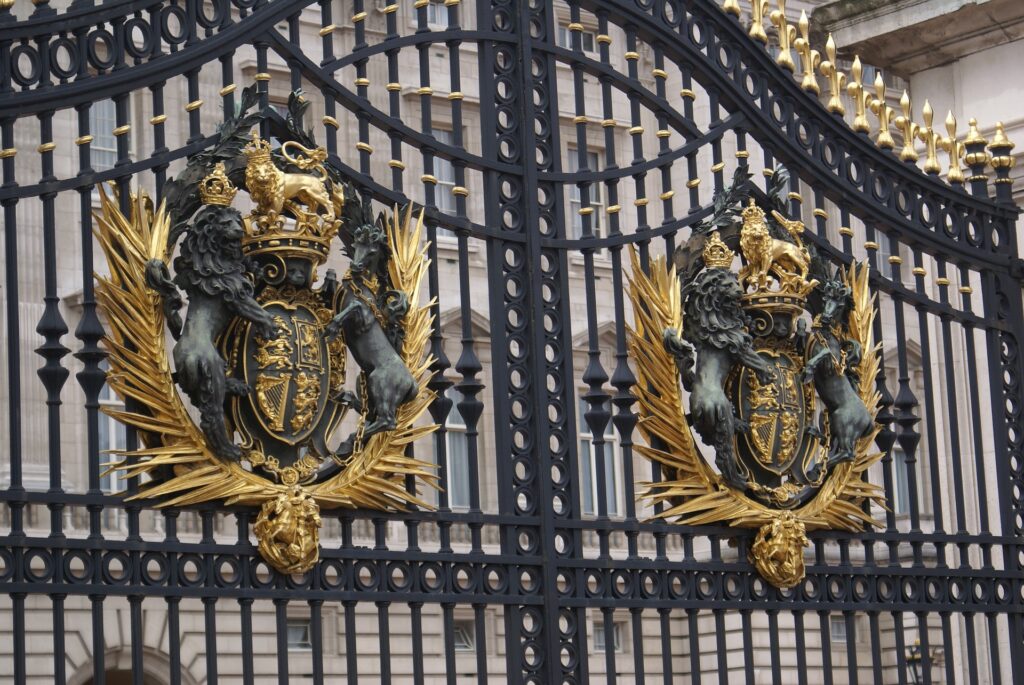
[663,267,774,487]
[146,205,278,459]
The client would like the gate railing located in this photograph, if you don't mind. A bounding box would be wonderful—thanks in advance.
[0,0,1021,683]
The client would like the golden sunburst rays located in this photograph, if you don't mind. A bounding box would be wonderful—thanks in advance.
[96,187,438,514]
[626,247,886,540]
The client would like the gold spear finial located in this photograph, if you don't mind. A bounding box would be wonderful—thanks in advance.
[869,72,895,150]
[770,0,797,73]
[894,91,919,163]
[941,111,966,184]
[846,56,871,134]
[917,100,942,175]
[794,10,820,94]
[723,0,741,17]
[819,34,846,116]
[749,0,770,44]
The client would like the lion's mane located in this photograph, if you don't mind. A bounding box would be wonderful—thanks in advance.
[682,268,755,355]
[173,206,255,303]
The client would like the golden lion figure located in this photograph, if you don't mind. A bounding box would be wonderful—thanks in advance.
[245,135,334,220]
[739,200,811,290]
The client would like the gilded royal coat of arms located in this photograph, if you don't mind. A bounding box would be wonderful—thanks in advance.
[628,166,885,588]
[95,89,437,573]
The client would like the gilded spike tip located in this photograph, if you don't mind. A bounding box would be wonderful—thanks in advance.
[770,0,797,73]
[894,91,919,163]
[917,100,942,175]
[794,10,820,94]
[749,0,770,44]
[819,34,847,116]
[941,111,966,184]
[723,0,741,17]
[869,72,895,150]
[846,56,871,134]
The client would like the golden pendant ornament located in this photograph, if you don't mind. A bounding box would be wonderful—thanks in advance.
[628,166,885,589]
[94,90,438,574]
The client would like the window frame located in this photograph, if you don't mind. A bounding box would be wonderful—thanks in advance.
[442,385,472,510]
[557,24,598,54]
[578,396,622,518]
[566,147,605,241]
[286,619,313,651]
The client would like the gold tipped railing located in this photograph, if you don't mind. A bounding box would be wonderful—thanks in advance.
[716,0,1016,195]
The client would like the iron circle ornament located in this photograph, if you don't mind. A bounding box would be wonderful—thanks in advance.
[627,165,885,589]
[93,89,438,575]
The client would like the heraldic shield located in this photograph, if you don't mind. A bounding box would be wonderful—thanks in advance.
[728,349,814,481]
[93,88,438,575]
[628,165,885,590]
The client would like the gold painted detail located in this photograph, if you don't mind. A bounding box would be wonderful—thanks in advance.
[256,374,290,432]
[254,488,322,574]
[749,0,769,44]
[750,513,809,589]
[819,35,846,115]
[918,102,943,175]
[847,57,871,134]
[290,372,320,433]
[794,11,820,94]
[869,73,895,150]
[627,225,883,590]
[770,1,796,72]
[94,181,439,577]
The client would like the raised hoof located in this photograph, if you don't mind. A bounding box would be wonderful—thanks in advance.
[226,379,251,396]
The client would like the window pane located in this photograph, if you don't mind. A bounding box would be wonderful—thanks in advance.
[894,448,910,514]
[446,387,466,428]
[90,100,118,172]
[580,440,595,516]
[603,442,618,515]
[447,431,471,508]
[453,620,475,651]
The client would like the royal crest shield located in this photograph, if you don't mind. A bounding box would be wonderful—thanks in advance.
[94,88,438,575]
[628,165,885,589]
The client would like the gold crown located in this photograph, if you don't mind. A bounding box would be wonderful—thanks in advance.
[741,199,766,227]
[198,162,237,206]
[240,139,341,265]
[244,133,273,162]
[703,231,735,269]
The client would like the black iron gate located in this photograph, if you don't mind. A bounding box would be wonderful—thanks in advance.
[0,0,1022,683]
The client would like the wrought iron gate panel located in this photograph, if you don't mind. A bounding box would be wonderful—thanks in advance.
[0,0,1021,683]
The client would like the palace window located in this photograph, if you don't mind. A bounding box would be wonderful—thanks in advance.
[557,25,597,54]
[89,99,120,172]
[830,615,848,644]
[431,128,458,217]
[453,618,476,651]
[579,397,621,517]
[892,447,912,515]
[567,148,605,239]
[411,0,447,28]
[443,386,472,510]
[287,619,313,651]
[98,366,127,530]
[593,621,625,653]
